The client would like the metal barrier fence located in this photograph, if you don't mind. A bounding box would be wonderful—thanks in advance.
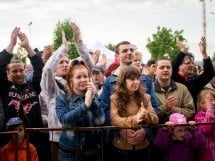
[0,122,215,161]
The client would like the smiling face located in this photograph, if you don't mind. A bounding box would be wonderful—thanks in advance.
[70,65,89,95]
[118,44,134,66]
[7,62,25,85]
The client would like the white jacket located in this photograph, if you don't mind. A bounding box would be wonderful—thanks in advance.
[40,45,68,142]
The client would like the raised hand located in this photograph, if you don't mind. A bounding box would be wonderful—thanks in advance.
[71,22,81,43]
[18,32,35,57]
[100,53,107,69]
[176,37,187,53]
[92,50,101,64]
[6,27,20,53]
[61,30,69,49]
[42,45,52,63]
[18,32,29,48]
[10,27,20,46]
[199,37,207,59]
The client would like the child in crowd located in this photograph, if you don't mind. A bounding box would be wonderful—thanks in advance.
[1,117,38,161]
[55,60,104,161]
[154,113,206,161]
[195,89,215,161]
[110,66,158,161]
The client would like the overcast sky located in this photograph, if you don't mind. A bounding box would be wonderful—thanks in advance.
[0,0,215,62]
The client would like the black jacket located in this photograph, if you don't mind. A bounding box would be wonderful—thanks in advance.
[172,52,215,110]
[0,50,44,129]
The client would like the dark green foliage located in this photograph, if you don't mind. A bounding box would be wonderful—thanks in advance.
[53,19,79,59]
[146,26,186,60]
[105,43,116,52]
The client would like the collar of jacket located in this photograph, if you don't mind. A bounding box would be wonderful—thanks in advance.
[55,75,66,85]
[108,74,118,83]
[69,93,85,102]
[154,79,177,92]
[109,72,148,83]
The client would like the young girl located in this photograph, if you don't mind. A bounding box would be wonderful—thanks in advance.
[1,117,39,161]
[154,113,206,161]
[195,89,215,161]
[110,66,158,161]
[55,60,104,161]
[132,51,142,73]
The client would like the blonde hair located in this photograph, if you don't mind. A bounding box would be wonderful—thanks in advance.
[65,59,90,99]
[197,89,215,110]
[134,51,142,61]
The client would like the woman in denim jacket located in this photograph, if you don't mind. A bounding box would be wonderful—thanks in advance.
[56,60,105,161]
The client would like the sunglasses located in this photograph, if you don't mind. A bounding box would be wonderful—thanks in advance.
[70,59,86,66]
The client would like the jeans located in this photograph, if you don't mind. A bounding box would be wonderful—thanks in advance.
[58,145,77,161]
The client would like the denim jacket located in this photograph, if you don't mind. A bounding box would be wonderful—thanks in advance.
[99,73,158,126]
[56,93,105,150]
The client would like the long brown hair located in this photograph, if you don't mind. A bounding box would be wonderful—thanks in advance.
[113,66,147,113]
[65,59,90,98]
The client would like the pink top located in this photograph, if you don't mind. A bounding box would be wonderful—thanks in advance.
[195,109,215,161]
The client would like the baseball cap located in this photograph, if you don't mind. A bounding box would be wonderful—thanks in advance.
[146,59,156,67]
[6,117,24,130]
[92,66,104,73]
[169,113,187,125]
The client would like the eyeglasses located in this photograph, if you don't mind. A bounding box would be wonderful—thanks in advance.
[121,48,134,53]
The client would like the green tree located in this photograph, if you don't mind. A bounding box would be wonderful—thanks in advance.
[146,26,186,60]
[105,43,116,51]
[53,19,79,59]
[13,46,28,64]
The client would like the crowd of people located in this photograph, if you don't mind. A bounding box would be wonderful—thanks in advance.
[0,22,215,161]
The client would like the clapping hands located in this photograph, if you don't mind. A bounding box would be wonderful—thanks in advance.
[71,22,81,43]
[85,81,97,108]
[136,102,147,124]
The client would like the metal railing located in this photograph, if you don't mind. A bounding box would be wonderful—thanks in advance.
[1,122,215,161]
